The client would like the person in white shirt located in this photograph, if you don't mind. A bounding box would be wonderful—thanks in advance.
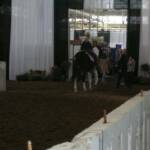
[126,56,136,88]
[92,40,99,57]
[90,40,100,85]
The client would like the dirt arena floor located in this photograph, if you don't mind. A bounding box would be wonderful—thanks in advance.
[0,80,150,150]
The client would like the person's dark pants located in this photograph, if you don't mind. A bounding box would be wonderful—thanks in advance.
[116,71,127,88]
[126,72,134,88]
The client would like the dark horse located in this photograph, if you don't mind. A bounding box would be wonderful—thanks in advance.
[72,51,99,92]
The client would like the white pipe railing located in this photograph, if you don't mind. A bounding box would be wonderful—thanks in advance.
[0,61,6,91]
[47,91,150,150]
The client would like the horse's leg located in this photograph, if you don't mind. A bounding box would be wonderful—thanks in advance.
[82,82,87,91]
[93,68,99,86]
[82,72,87,91]
[101,60,105,83]
[74,78,78,92]
[102,59,109,82]
[101,72,105,83]
[87,72,92,90]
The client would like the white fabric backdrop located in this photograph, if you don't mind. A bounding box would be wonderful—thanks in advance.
[9,0,54,80]
[139,0,150,74]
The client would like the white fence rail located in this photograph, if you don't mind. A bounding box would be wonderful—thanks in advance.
[0,61,6,91]
[47,91,150,150]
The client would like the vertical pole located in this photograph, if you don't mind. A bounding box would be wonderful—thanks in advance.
[140,89,144,96]
[27,141,32,150]
[82,10,84,30]
[97,15,99,34]
[103,109,107,124]
[89,12,91,31]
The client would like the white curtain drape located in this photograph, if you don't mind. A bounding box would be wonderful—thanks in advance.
[9,0,54,80]
[139,0,150,74]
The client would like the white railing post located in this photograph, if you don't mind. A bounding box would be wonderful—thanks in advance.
[27,141,32,150]
[0,61,6,91]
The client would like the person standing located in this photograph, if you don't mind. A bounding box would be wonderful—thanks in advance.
[126,56,136,88]
[116,49,128,88]
[92,40,99,57]
[91,40,100,85]
[81,34,97,65]
[99,43,109,83]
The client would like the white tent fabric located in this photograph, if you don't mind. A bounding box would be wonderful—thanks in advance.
[139,0,150,74]
[9,0,54,80]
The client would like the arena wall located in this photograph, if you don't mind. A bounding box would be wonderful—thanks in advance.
[47,90,150,150]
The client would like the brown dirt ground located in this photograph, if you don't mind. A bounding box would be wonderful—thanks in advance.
[0,81,150,150]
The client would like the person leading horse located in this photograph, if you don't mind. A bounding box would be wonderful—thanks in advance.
[72,33,99,92]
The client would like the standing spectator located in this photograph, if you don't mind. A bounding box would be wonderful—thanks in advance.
[116,49,128,88]
[126,56,136,88]
[92,40,99,57]
[91,40,100,85]
[81,34,98,65]
[99,43,109,83]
